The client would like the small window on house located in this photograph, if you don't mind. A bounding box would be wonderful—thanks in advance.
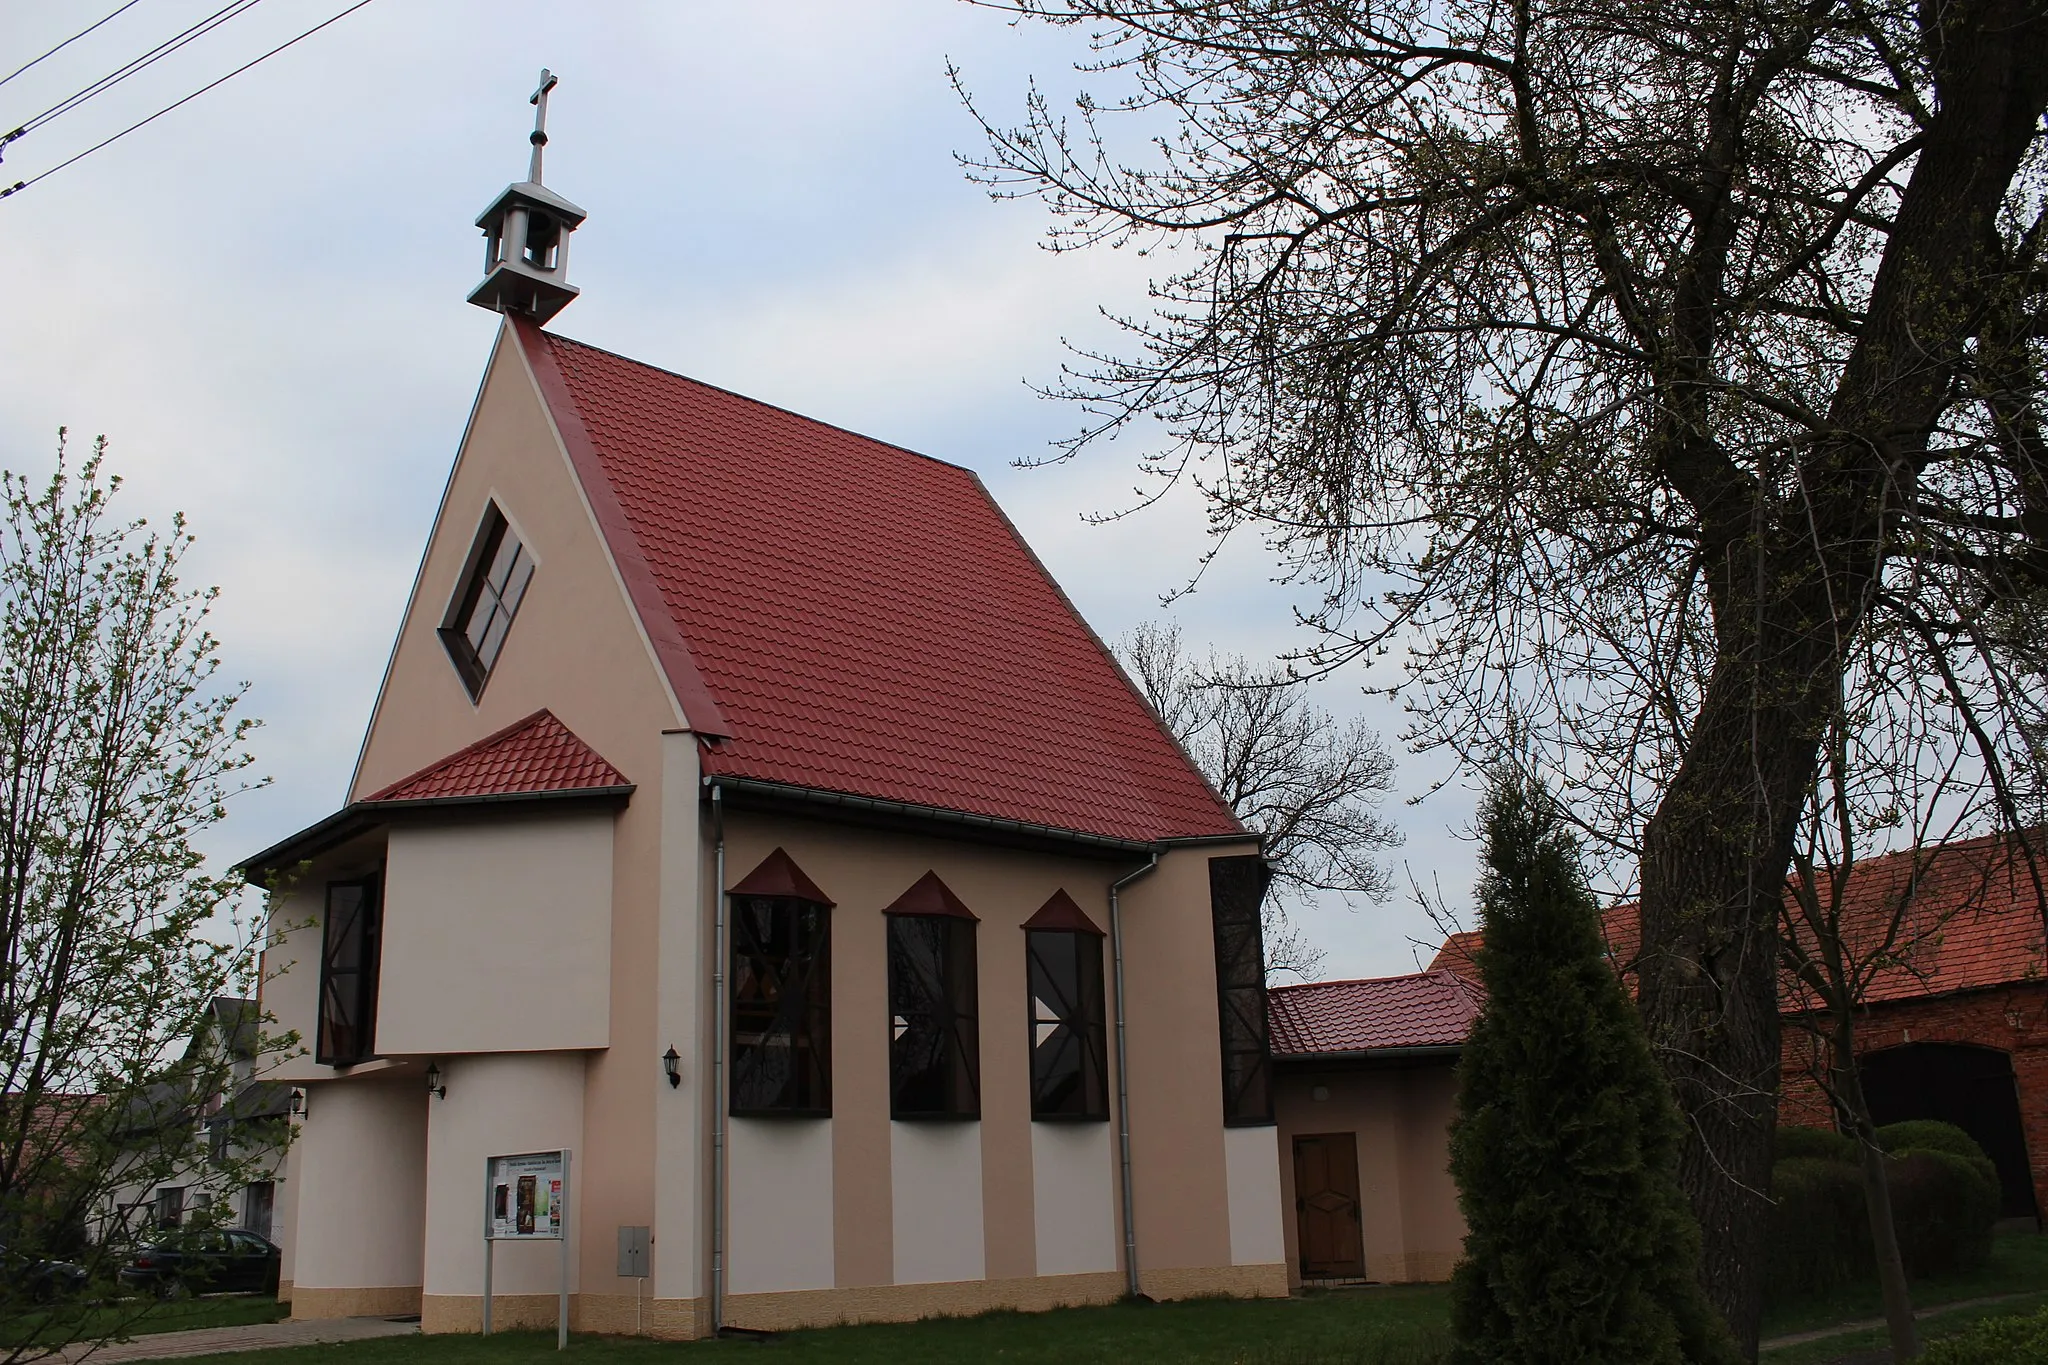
[155,1186,185,1230]
[241,1183,276,1238]
[1023,891,1109,1121]
[317,875,383,1067]
[884,873,980,1120]
[1211,855,1275,1125]
[438,504,536,699]
[729,849,833,1116]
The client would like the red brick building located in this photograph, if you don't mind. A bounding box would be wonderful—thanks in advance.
[1433,833,2048,1224]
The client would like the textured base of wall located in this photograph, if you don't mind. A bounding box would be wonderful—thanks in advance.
[1363,1251,1456,1284]
[276,1279,292,1307]
[421,1293,707,1339]
[290,1285,422,1319]
[724,1264,1286,1334]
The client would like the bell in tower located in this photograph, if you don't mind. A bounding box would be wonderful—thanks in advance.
[469,70,587,325]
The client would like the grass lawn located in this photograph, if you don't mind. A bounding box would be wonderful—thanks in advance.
[169,1289,1452,1365]
[3,1292,287,1349]
[1762,1288,2048,1364]
[1761,1229,2048,1341]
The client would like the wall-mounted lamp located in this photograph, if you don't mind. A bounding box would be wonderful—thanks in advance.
[662,1046,681,1090]
[425,1061,447,1099]
[288,1088,308,1118]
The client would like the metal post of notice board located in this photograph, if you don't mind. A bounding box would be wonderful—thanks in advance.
[482,1149,573,1350]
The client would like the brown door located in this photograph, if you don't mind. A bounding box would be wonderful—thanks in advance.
[1293,1132,1364,1278]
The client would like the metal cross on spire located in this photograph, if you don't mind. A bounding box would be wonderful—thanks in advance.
[528,68,558,184]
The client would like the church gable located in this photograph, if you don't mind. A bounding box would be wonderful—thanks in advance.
[348,323,680,803]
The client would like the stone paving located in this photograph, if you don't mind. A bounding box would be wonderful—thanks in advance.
[52,1316,420,1364]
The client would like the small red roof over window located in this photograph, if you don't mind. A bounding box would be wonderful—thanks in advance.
[362,709,627,804]
[1267,970,1482,1056]
[882,871,977,920]
[729,847,834,906]
[516,322,1242,847]
[1021,889,1105,936]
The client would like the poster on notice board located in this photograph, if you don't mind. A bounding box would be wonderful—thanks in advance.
[486,1151,566,1241]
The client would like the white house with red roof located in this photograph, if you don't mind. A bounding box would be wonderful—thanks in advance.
[238,86,1286,1338]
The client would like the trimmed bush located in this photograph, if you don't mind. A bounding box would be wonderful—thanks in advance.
[1921,1306,2048,1364]
[1765,1157,1871,1298]
[1775,1125,1858,1165]
[1889,1149,1998,1277]
[1447,775,1737,1365]
[1878,1120,2000,1199]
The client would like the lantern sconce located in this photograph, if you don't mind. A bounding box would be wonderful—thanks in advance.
[287,1088,308,1119]
[425,1061,447,1100]
[662,1046,682,1090]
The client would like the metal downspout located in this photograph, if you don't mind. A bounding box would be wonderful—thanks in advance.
[1109,852,1160,1301]
[709,781,728,1334]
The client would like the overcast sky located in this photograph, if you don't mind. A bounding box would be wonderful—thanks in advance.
[0,0,1480,979]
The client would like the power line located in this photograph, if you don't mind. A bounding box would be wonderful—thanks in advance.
[0,0,150,92]
[2,0,379,202]
[13,0,269,139]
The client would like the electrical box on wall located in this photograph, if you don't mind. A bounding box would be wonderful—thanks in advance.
[617,1225,650,1278]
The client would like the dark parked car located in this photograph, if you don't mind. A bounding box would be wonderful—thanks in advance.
[0,1240,88,1303]
[118,1229,279,1296]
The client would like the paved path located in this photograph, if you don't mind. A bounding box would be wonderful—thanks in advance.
[51,1317,419,1364]
[1760,1290,2041,1352]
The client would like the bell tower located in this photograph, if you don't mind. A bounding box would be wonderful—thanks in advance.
[468,70,586,325]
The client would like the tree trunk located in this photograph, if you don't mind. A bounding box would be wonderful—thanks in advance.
[1833,1011,1919,1361]
[1639,641,1832,1360]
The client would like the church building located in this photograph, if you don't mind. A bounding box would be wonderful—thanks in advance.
[238,76,1287,1338]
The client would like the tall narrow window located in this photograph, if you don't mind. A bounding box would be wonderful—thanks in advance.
[316,875,382,1066]
[1023,891,1108,1121]
[884,872,980,1120]
[729,849,833,1116]
[1211,855,1275,1125]
[439,503,536,699]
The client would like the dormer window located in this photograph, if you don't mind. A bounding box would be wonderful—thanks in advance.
[439,504,534,699]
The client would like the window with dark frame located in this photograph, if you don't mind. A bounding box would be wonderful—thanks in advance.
[730,892,833,1116]
[316,875,383,1067]
[1211,854,1275,1125]
[438,503,536,699]
[887,910,980,1119]
[1027,927,1108,1120]
[154,1186,185,1230]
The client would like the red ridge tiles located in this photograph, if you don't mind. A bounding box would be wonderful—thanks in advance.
[730,848,835,906]
[1267,970,1482,1056]
[519,322,1243,847]
[882,871,978,921]
[363,709,626,804]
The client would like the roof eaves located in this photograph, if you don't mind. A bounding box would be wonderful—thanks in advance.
[513,319,731,740]
[706,773,1161,858]
[234,784,634,884]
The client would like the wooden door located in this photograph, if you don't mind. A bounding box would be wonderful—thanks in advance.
[1293,1132,1364,1278]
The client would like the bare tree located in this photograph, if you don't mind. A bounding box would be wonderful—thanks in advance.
[961,1,2048,1349]
[0,436,283,1361]
[1118,621,1399,979]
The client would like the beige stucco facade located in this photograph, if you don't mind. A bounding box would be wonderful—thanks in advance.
[1273,1063,1465,1287]
[255,320,1287,1340]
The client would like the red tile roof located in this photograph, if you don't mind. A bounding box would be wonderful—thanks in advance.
[362,709,627,804]
[1427,833,2048,1010]
[1267,970,1482,1056]
[517,322,1242,847]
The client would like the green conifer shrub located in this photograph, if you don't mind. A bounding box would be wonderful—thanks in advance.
[1774,1125,1859,1165]
[1887,1151,1998,1276]
[1447,775,1738,1365]
[1764,1157,1871,1298]
[1877,1120,2000,1198]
